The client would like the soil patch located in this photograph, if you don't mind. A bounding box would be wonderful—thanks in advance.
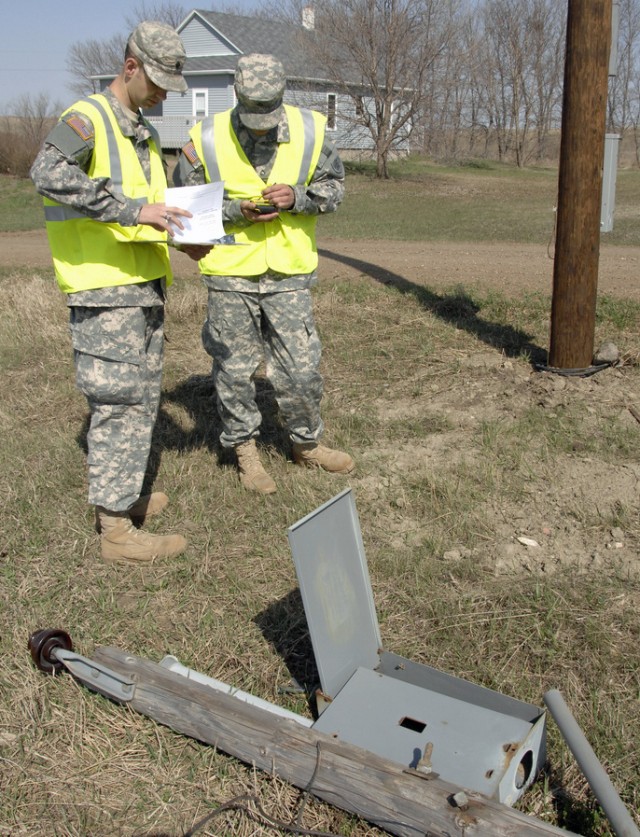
[4,230,640,301]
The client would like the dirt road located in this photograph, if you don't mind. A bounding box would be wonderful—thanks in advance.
[3,229,640,300]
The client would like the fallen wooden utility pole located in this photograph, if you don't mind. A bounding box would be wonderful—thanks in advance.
[93,646,574,837]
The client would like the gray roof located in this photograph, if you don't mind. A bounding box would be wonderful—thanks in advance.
[94,10,360,88]
[184,10,338,83]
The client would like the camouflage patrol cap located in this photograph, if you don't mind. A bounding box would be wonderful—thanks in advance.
[235,54,286,130]
[128,21,188,93]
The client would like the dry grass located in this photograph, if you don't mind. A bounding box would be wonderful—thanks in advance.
[1,242,640,833]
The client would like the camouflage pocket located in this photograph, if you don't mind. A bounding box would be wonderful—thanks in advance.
[70,308,144,405]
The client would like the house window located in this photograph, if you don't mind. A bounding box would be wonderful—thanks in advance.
[327,93,337,130]
[193,89,208,119]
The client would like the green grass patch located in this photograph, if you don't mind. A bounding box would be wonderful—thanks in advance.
[7,158,640,246]
[0,174,44,231]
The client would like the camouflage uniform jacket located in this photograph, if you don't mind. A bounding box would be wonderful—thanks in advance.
[173,106,345,293]
[30,88,166,308]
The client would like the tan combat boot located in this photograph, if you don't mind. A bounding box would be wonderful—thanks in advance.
[292,442,355,474]
[97,508,187,565]
[95,492,170,533]
[235,439,277,494]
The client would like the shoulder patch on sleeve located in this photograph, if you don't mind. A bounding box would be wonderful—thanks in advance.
[64,114,94,142]
[181,140,200,166]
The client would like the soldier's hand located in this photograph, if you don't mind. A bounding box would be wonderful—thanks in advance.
[241,200,280,222]
[139,203,192,235]
[180,244,213,261]
[261,184,295,210]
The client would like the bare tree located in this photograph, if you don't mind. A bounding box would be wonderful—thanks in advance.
[66,35,125,98]
[275,0,456,178]
[481,0,530,165]
[461,11,493,158]
[124,1,189,31]
[615,0,640,164]
[527,0,565,162]
[418,0,482,160]
[0,93,62,176]
[474,0,564,165]
[400,0,564,164]
[608,0,640,138]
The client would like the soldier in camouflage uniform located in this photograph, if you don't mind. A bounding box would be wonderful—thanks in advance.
[174,53,355,494]
[31,22,211,565]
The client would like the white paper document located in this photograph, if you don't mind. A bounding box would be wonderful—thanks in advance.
[164,181,225,244]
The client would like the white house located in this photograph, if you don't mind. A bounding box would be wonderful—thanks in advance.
[96,8,403,156]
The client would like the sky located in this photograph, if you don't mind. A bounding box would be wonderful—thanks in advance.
[0,1,262,114]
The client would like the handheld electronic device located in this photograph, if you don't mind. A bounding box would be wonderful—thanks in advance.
[253,204,279,214]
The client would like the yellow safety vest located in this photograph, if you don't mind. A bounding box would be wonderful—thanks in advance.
[43,94,172,294]
[190,104,325,276]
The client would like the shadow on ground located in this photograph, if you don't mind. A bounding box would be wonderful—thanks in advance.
[320,247,547,363]
[75,374,287,499]
[254,588,319,700]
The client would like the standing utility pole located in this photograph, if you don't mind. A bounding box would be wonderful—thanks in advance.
[549,0,612,370]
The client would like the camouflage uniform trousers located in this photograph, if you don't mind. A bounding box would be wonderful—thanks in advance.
[69,304,164,511]
[202,288,324,447]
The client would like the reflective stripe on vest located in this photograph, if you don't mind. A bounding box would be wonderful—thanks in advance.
[192,105,326,277]
[43,96,153,224]
[43,94,171,293]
